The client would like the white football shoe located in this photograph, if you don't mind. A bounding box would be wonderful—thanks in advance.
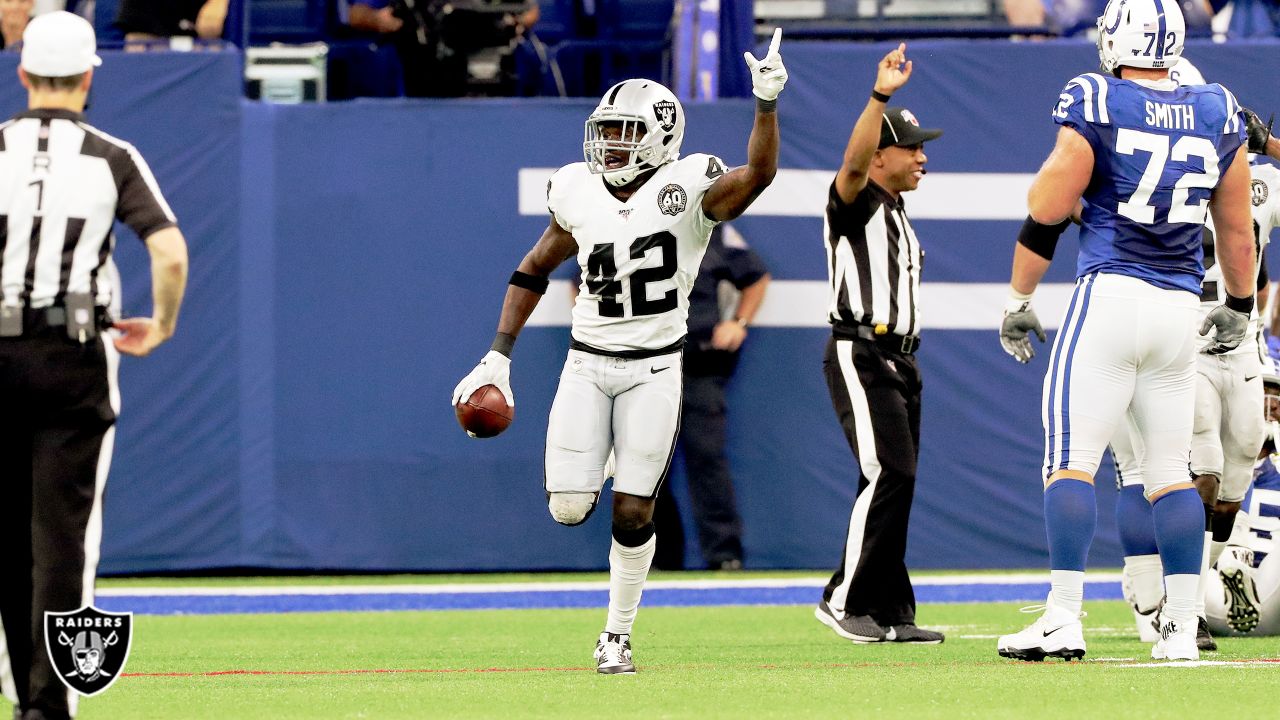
[997,599,1086,662]
[594,631,636,675]
[1151,616,1198,661]
[1218,548,1261,633]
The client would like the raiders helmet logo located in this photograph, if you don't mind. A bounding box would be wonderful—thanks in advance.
[657,184,687,216]
[1252,178,1269,207]
[653,100,677,133]
[45,606,133,697]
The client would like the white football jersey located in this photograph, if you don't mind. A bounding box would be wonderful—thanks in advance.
[1198,162,1280,355]
[548,154,726,352]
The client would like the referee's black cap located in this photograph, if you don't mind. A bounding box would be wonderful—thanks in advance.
[879,106,943,149]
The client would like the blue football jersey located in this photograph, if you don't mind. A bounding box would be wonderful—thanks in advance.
[1243,455,1280,565]
[1052,73,1247,294]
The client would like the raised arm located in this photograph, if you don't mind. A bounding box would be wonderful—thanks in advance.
[702,29,788,222]
[834,43,913,204]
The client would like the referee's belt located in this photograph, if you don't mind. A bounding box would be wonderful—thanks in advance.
[839,324,921,355]
[10,305,113,335]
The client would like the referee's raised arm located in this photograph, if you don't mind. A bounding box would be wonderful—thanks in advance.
[835,43,912,204]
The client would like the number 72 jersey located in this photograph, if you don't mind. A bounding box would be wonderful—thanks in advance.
[547,154,726,353]
[1053,73,1247,295]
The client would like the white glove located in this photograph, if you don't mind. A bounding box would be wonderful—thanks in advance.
[452,351,514,408]
[1000,293,1047,364]
[744,28,788,102]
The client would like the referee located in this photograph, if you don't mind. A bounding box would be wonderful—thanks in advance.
[0,13,188,720]
[812,43,944,645]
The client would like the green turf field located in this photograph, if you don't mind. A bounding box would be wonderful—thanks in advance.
[11,578,1276,720]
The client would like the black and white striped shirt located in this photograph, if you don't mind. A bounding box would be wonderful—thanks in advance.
[823,180,922,338]
[0,109,175,311]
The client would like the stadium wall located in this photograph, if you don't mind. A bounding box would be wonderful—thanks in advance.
[3,40,1277,573]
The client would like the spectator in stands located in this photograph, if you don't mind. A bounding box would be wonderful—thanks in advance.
[0,0,32,49]
[341,0,538,97]
[115,0,226,42]
[653,224,769,571]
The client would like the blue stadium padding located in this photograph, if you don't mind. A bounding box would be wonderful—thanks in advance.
[3,41,1280,574]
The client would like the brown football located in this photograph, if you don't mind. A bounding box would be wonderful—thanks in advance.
[455,384,514,438]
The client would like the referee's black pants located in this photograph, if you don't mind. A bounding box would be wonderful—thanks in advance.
[0,326,117,720]
[821,336,921,626]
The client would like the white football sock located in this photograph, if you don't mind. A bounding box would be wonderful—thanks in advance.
[1050,570,1085,617]
[604,534,656,635]
[1195,531,1212,619]
[1163,574,1199,627]
[1209,539,1228,569]
[1123,554,1164,612]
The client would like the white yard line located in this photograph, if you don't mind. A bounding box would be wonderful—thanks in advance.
[96,572,1120,598]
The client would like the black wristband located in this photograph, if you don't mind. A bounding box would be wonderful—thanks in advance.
[1225,293,1255,314]
[509,270,549,294]
[871,89,892,103]
[491,332,516,357]
[756,97,777,113]
[1016,215,1072,261]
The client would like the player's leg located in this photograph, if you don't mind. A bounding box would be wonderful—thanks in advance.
[544,351,613,526]
[596,351,683,674]
[1188,355,1230,649]
[1215,354,1264,564]
[1111,418,1162,642]
[818,338,920,643]
[1130,290,1202,660]
[1001,274,1133,661]
[0,410,35,714]
[28,338,118,719]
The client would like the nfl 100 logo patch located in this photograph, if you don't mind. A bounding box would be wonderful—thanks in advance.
[44,606,134,696]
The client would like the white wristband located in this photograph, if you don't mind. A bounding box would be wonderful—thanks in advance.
[1005,287,1034,313]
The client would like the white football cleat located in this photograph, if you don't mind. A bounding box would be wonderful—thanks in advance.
[997,601,1086,662]
[594,631,636,675]
[1217,548,1261,633]
[1151,617,1198,661]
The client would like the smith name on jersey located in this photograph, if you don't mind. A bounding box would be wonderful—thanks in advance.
[548,153,726,353]
[1053,73,1247,294]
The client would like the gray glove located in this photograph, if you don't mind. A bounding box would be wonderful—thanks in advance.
[1001,300,1047,364]
[1199,305,1250,355]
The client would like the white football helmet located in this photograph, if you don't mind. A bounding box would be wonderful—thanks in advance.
[1170,57,1205,86]
[1097,0,1185,73]
[583,79,685,187]
[1264,357,1280,449]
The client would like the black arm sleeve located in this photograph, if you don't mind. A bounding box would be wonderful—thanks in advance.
[1016,215,1071,261]
[115,146,177,241]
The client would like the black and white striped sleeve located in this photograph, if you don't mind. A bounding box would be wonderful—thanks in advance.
[114,145,177,241]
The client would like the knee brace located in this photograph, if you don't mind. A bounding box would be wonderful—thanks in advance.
[547,492,598,526]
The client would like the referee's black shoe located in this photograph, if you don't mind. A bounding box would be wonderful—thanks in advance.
[882,623,945,644]
[814,599,886,643]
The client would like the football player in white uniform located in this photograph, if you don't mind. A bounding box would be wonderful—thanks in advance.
[452,31,788,674]
[1110,63,1280,650]
[1205,363,1280,637]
